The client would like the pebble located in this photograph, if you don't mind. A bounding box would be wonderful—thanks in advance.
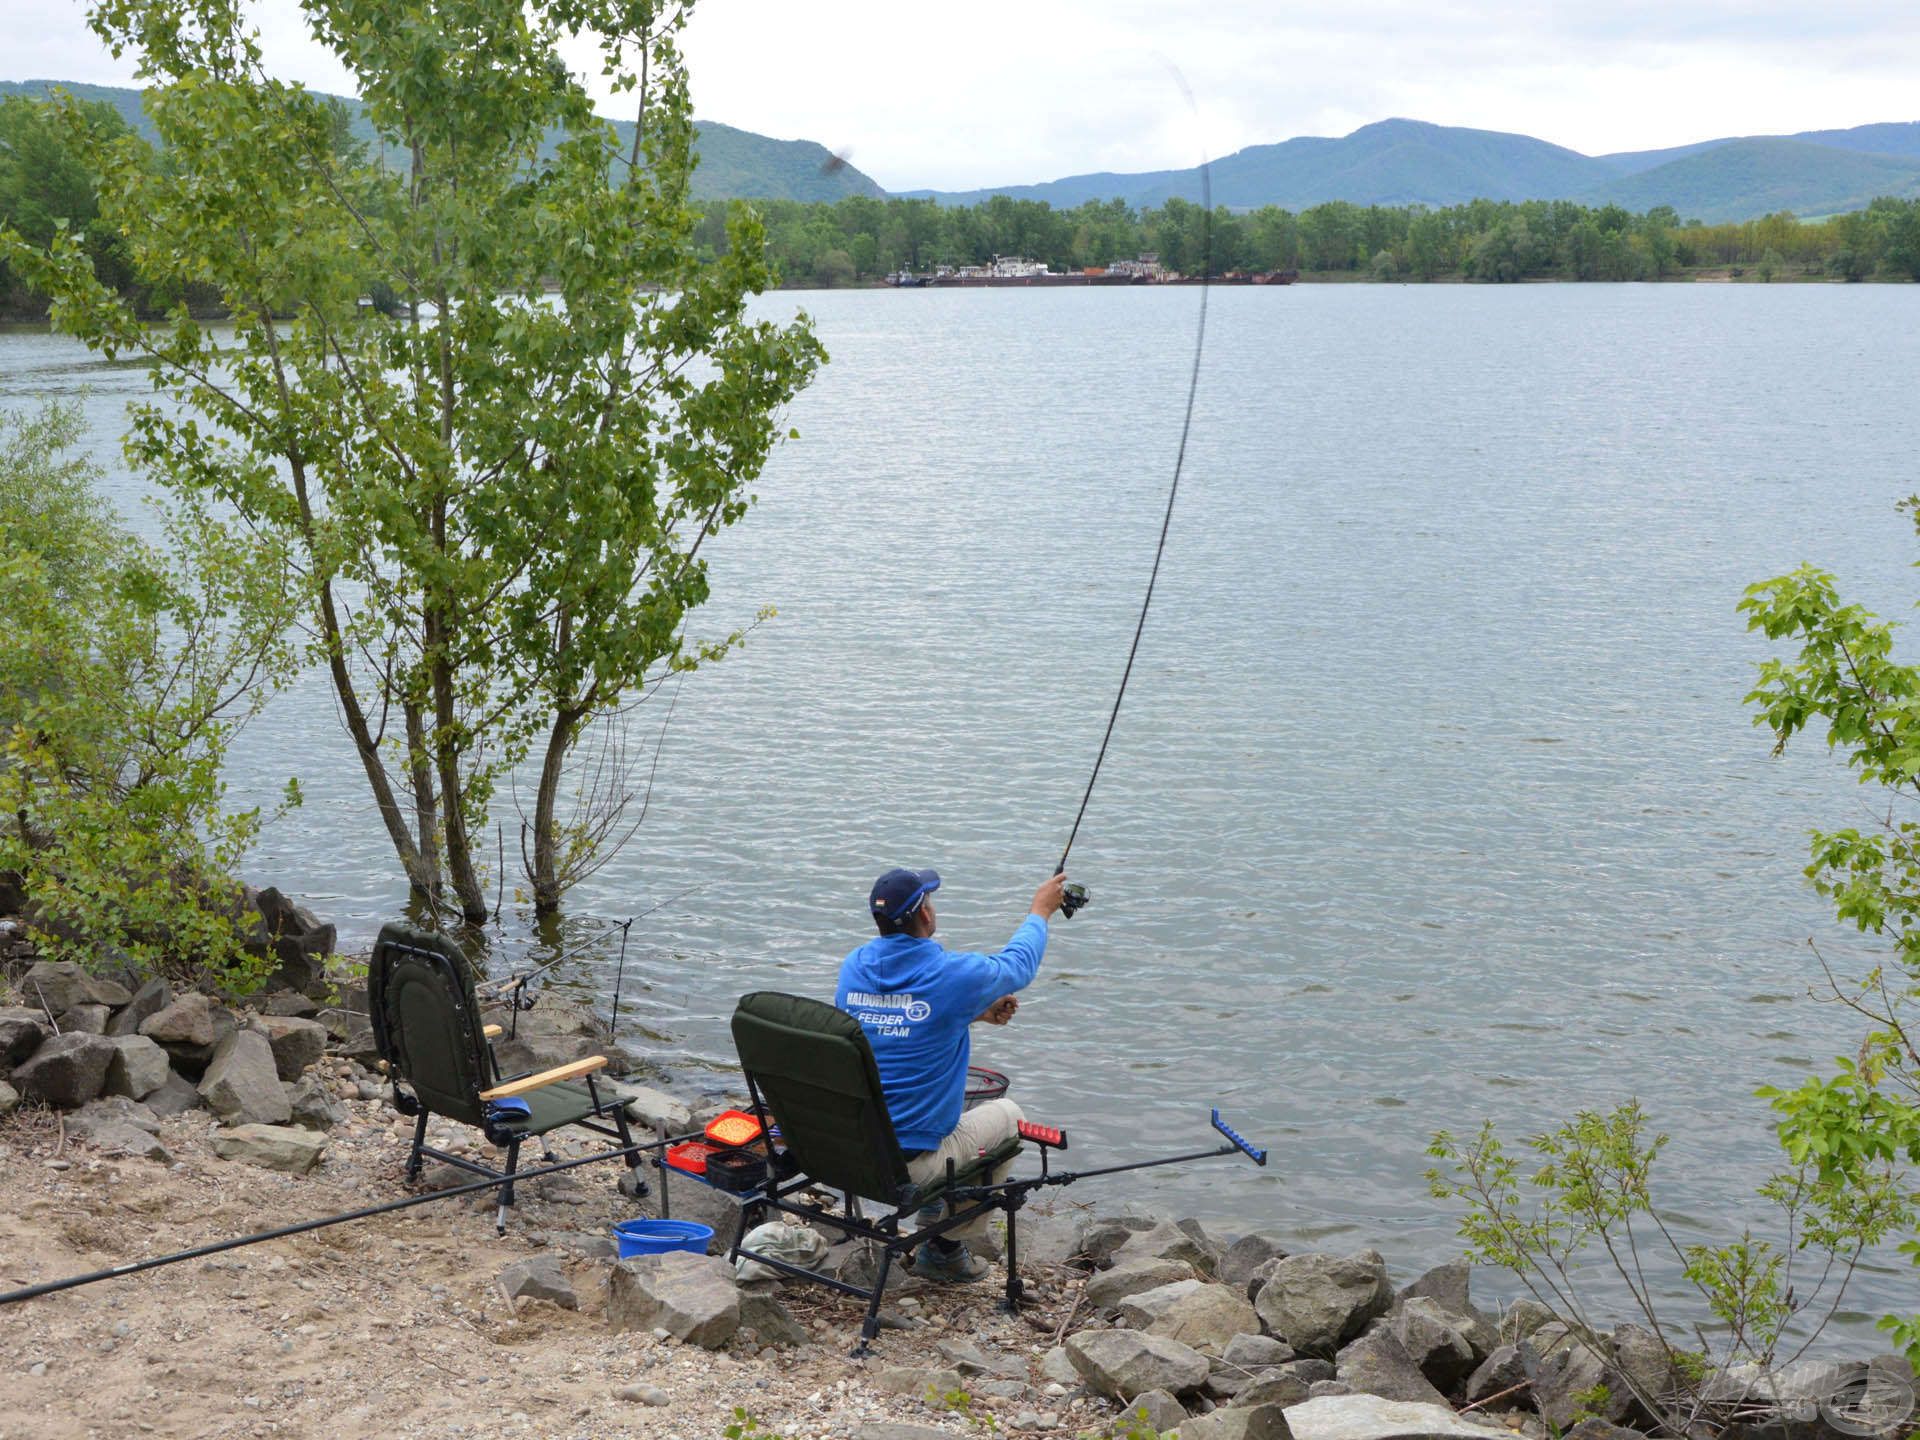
[615,1383,671,1406]
[28,1362,48,1378]
[44,1160,70,1171]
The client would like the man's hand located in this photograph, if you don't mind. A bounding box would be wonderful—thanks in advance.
[1031,871,1067,918]
[977,995,1019,1026]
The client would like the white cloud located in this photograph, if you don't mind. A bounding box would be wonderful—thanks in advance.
[7,0,1918,191]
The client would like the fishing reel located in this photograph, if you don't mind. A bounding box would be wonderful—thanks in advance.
[1059,883,1089,919]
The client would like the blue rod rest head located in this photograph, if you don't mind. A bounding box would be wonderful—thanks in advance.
[1212,1107,1268,1167]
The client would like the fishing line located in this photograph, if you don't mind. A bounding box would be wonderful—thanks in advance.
[1055,70,1213,913]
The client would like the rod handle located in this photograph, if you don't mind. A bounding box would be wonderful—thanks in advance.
[1211,1108,1267,1167]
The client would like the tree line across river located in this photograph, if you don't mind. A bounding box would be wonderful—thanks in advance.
[705,192,1920,288]
[5,93,1920,319]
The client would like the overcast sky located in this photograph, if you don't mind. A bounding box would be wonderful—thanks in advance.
[9,1,1919,190]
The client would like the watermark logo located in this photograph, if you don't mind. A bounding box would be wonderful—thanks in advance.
[1818,1366,1917,1438]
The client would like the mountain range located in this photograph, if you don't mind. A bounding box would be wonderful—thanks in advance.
[0,79,886,204]
[903,117,1920,223]
[7,79,1918,223]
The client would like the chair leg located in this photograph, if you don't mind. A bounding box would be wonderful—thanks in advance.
[611,1108,648,1199]
[1003,1205,1023,1313]
[496,1137,522,1236]
[404,1109,429,1183]
[855,1247,894,1358]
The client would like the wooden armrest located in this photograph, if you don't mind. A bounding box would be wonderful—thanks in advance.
[479,1055,608,1100]
[483,1024,503,1038]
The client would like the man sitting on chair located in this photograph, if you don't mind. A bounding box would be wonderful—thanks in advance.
[836,865,1067,1282]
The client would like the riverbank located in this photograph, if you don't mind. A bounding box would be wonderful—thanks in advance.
[3,925,1915,1440]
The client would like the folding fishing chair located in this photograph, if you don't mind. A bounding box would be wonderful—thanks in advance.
[368,923,644,1234]
[724,990,1063,1355]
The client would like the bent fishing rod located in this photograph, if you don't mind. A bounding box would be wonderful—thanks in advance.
[0,1128,707,1308]
[1054,79,1213,921]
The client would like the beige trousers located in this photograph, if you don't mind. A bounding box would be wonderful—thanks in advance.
[903,1097,1024,1243]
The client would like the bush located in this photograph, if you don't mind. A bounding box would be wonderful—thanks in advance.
[0,402,294,992]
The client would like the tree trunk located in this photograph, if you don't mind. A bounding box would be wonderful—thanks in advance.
[529,704,582,917]
[424,611,486,923]
[403,698,442,894]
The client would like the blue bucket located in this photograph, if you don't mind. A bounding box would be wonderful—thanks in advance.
[611,1219,714,1259]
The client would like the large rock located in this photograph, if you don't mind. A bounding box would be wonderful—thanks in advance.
[19,960,130,1015]
[213,1122,328,1173]
[1066,1328,1212,1401]
[1081,1215,1159,1268]
[314,1007,380,1066]
[140,993,237,1071]
[199,1029,293,1125]
[58,1003,112,1035]
[102,1035,172,1100]
[498,1254,577,1309]
[1238,1372,1315,1409]
[1223,1233,1291,1291]
[1116,1219,1222,1276]
[253,1015,329,1080]
[1607,1323,1676,1423]
[1337,1329,1450,1407]
[605,1252,740,1348]
[65,1097,169,1162]
[259,990,321,1018]
[1146,1283,1265,1356]
[488,993,638,1078]
[1225,1335,1298,1370]
[0,1080,17,1118]
[1283,1395,1519,1440]
[615,1082,693,1133]
[1389,1297,1479,1392]
[1253,1251,1395,1358]
[1089,1257,1202,1309]
[12,1031,117,1107]
[144,1069,207,1117]
[0,1005,50,1066]
[738,1289,808,1347]
[106,977,173,1037]
[1177,1404,1294,1440]
[1462,1346,1529,1410]
[1130,1391,1193,1433]
[285,1074,346,1130]
[638,1173,744,1254]
[1118,1278,1208,1327]
[1397,1262,1471,1316]
[1532,1336,1635,1432]
[1497,1299,1555,1346]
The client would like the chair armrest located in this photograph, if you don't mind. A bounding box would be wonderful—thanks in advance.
[479,1055,608,1100]
[483,1024,503,1039]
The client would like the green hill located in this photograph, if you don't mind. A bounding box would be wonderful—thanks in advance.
[1588,137,1920,223]
[0,78,882,202]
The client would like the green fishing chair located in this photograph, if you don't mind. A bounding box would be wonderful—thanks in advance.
[725,991,1027,1354]
[368,923,643,1234]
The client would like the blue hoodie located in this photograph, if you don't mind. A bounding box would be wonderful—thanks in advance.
[835,915,1048,1151]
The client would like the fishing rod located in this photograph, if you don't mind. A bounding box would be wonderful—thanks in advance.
[1054,76,1213,921]
[0,1128,705,1308]
[475,878,714,1003]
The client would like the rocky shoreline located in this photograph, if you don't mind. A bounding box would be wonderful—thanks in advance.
[2,900,1914,1440]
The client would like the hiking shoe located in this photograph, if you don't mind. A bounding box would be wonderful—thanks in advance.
[912,1242,990,1283]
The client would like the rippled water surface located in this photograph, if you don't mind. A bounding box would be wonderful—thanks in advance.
[7,283,1920,1323]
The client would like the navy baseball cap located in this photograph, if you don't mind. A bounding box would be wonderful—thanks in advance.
[870,867,941,923]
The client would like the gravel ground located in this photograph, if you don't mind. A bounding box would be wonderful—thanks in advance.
[0,1074,1126,1440]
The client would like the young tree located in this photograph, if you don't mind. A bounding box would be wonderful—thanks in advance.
[7,0,822,920]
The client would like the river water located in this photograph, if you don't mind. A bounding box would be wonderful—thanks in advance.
[5,283,1919,1328]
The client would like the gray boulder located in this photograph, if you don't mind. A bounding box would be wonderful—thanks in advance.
[102,1035,172,1100]
[498,1254,577,1309]
[1222,1233,1291,1292]
[636,1175,743,1254]
[1389,1297,1479,1392]
[58,1003,112,1035]
[1116,1218,1222,1276]
[1080,1215,1158,1268]
[314,1007,379,1067]
[605,1252,741,1348]
[615,1082,693,1132]
[0,1080,17,1118]
[1283,1395,1518,1440]
[1129,1390,1193,1433]
[738,1289,808,1347]
[20,960,130,1015]
[200,1028,293,1125]
[1118,1278,1208,1327]
[873,1366,968,1399]
[490,993,637,1077]
[285,1074,346,1130]
[1067,1328,1212,1401]
[213,1122,328,1173]
[1253,1251,1395,1357]
[0,1005,51,1066]
[140,993,237,1071]
[1089,1257,1202,1308]
[65,1097,169,1162]
[1497,1299,1555,1345]
[1148,1284,1265,1356]
[144,1069,207,1117]
[1336,1328,1450,1406]
[12,1031,117,1107]
[1462,1345,1529,1409]
[1397,1261,1471,1316]
[259,990,321,1018]
[1532,1336,1634,1432]
[1225,1335,1298,1370]
[253,1015,329,1081]
[106,977,172,1037]
[1608,1323,1676,1422]
[1237,1372,1314,1410]
[1178,1404,1295,1440]
[1561,1422,1645,1440]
